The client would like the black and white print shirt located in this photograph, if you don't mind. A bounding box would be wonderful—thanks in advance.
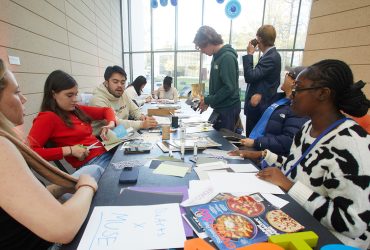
[265,120,370,249]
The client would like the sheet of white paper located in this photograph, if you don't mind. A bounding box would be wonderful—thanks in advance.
[185,126,214,134]
[228,163,259,173]
[196,161,228,171]
[261,193,289,209]
[152,116,171,125]
[194,168,228,180]
[208,172,284,195]
[181,181,218,207]
[202,149,244,160]
[153,164,188,177]
[78,204,186,250]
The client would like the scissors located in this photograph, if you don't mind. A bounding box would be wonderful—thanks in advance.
[84,141,102,150]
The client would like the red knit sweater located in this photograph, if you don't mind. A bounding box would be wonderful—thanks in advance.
[28,105,115,168]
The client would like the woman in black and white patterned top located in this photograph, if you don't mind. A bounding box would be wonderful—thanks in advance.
[257,59,370,248]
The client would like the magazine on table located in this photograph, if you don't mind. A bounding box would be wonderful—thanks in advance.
[189,193,305,250]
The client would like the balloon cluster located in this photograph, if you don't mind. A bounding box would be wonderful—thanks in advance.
[151,0,177,8]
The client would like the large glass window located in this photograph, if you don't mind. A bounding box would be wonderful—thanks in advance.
[178,0,202,50]
[122,0,312,98]
[131,1,151,51]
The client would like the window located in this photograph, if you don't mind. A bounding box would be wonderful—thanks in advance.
[122,0,312,98]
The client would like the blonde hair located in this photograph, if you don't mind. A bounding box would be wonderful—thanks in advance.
[0,59,17,137]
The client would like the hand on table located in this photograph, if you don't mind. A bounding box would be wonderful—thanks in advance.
[256,167,294,192]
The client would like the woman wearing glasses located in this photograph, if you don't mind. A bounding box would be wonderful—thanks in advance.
[231,66,308,156]
[256,59,370,248]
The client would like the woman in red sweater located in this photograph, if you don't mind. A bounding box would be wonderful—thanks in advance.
[28,70,116,177]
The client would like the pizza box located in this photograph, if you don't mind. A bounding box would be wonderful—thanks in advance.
[189,193,304,250]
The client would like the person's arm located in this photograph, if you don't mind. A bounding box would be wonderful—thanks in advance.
[78,105,115,123]
[254,109,308,155]
[288,172,369,239]
[242,55,277,85]
[0,137,96,244]
[124,95,142,121]
[28,113,64,161]
[204,55,238,107]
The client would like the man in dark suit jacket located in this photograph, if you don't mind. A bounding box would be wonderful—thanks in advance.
[243,25,281,136]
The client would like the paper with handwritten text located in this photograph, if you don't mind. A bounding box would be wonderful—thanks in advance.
[78,204,186,250]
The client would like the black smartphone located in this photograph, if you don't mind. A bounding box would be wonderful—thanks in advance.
[124,147,150,154]
[119,167,139,184]
[223,135,242,141]
[251,38,258,47]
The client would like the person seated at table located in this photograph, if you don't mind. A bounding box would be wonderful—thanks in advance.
[153,76,179,102]
[243,59,370,248]
[238,66,308,155]
[0,58,97,248]
[90,65,157,133]
[28,70,116,178]
[125,75,152,106]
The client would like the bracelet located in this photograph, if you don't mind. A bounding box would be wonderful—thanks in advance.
[76,184,97,193]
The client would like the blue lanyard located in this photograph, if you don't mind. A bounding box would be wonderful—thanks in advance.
[285,117,349,177]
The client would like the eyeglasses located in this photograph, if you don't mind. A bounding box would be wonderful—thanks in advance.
[291,86,324,97]
[285,72,295,79]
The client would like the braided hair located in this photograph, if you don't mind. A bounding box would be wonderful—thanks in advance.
[300,59,370,117]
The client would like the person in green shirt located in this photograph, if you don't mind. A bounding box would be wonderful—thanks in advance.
[193,25,241,133]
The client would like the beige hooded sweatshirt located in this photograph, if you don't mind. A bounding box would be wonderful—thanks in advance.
[90,83,143,135]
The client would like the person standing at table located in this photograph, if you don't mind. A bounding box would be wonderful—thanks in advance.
[28,70,115,178]
[90,65,157,133]
[0,59,97,249]
[193,25,241,132]
[125,75,151,106]
[255,60,370,248]
[243,25,281,136]
[153,76,179,102]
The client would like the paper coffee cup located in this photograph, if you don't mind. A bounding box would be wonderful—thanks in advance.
[162,125,170,140]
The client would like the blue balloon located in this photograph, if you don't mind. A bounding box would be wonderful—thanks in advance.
[225,0,241,19]
[170,0,177,6]
[151,0,158,8]
[216,0,225,3]
[160,0,168,7]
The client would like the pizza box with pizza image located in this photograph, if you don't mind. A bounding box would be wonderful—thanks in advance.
[190,193,305,250]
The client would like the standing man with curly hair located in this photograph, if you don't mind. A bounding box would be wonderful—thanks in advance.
[193,25,241,132]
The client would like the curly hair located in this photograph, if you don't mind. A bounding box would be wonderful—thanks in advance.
[193,25,223,48]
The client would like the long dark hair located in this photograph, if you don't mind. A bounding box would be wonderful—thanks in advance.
[129,75,147,96]
[300,59,370,117]
[41,70,91,127]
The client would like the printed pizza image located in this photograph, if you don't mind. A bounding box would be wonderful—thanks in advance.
[266,209,305,233]
[227,195,265,217]
[213,214,256,240]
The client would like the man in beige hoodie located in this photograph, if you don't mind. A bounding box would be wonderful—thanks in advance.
[90,65,157,135]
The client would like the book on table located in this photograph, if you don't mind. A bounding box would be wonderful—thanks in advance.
[189,193,305,250]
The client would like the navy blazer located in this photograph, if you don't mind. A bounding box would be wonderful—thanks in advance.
[243,47,281,114]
